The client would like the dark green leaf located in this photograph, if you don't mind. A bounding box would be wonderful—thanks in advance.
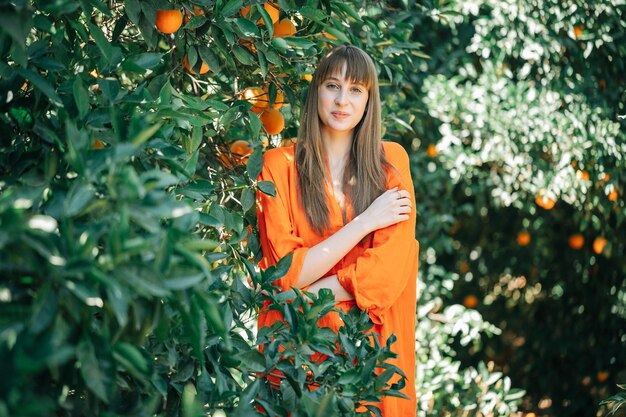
[246,148,263,180]
[220,0,243,17]
[257,180,276,197]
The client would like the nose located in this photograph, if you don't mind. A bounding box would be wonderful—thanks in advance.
[334,88,348,106]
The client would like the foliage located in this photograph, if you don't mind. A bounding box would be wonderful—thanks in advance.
[393,0,626,416]
[0,0,424,415]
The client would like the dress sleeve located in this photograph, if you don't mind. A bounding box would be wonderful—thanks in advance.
[336,143,419,325]
[256,150,310,292]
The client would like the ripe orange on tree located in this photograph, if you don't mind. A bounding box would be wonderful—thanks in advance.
[517,231,531,246]
[92,139,105,149]
[230,140,253,165]
[302,73,313,82]
[261,85,286,109]
[241,1,280,25]
[568,234,584,250]
[426,144,438,158]
[243,87,269,114]
[183,55,209,74]
[156,10,183,34]
[597,371,609,383]
[535,191,556,210]
[260,108,285,135]
[573,25,584,38]
[576,170,590,181]
[274,18,296,38]
[608,189,618,202]
[184,6,205,23]
[593,237,607,254]
[463,294,479,309]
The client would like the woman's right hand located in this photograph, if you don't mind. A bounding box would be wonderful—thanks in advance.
[360,186,412,233]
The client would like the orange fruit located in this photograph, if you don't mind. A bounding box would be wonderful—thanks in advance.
[241,2,280,25]
[260,108,285,135]
[568,234,584,250]
[459,261,470,274]
[321,31,337,41]
[183,55,209,74]
[243,87,269,114]
[517,231,531,246]
[241,37,256,53]
[426,144,438,158]
[576,170,590,181]
[608,189,618,202]
[535,192,556,210]
[273,18,296,37]
[302,73,313,82]
[463,294,479,309]
[156,10,183,34]
[261,85,286,109]
[217,147,234,169]
[92,139,105,149]
[184,6,205,23]
[597,371,609,383]
[574,25,584,38]
[592,237,607,254]
[230,139,253,165]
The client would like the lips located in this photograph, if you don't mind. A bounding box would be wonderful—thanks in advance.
[331,111,350,118]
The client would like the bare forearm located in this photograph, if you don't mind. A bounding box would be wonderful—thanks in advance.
[306,274,354,302]
[294,215,372,289]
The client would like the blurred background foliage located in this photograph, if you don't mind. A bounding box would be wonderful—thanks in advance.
[0,0,624,416]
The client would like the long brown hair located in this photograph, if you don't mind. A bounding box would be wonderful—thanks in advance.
[295,45,394,236]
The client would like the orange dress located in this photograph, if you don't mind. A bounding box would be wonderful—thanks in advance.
[256,141,419,416]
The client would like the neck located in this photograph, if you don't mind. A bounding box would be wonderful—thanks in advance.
[321,128,353,165]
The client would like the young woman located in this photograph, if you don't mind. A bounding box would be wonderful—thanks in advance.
[256,45,419,416]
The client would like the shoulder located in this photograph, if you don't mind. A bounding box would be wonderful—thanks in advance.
[381,141,409,165]
[262,144,296,169]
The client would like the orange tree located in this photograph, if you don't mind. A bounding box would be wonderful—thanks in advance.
[383,1,626,416]
[0,0,442,416]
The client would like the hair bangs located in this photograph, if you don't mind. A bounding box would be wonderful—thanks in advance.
[316,46,374,90]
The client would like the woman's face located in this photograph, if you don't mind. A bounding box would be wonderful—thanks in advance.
[317,63,369,137]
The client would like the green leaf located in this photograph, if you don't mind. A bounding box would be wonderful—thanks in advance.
[65,181,96,217]
[333,2,362,21]
[73,77,90,118]
[130,122,162,146]
[232,45,255,66]
[257,180,276,197]
[97,78,120,102]
[237,350,266,372]
[15,68,62,104]
[241,187,255,212]
[246,148,264,180]
[113,342,149,375]
[284,37,316,50]
[234,18,260,38]
[0,9,32,48]
[87,22,112,62]
[77,336,112,403]
[271,37,288,53]
[123,52,163,71]
[220,0,243,17]
[197,45,220,74]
